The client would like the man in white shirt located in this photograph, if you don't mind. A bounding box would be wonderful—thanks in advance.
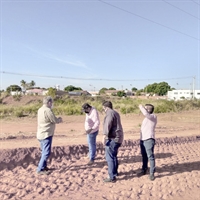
[82,103,100,165]
[138,104,157,181]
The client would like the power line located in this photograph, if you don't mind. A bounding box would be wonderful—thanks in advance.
[0,70,194,82]
[97,0,199,41]
[162,0,200,20]
[190,0,200,6]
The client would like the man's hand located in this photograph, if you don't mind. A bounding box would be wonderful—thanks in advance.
[58,117,63,123]
[86,129,93,134]
[102,135,106,145]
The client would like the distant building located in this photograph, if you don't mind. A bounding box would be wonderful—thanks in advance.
[88,91,99,96]
[10,91,22,96]
[68,90,91,96]
[55,90,68,96]
[167,89,200,100]
[124,90,133,96]
[25,89,47,96]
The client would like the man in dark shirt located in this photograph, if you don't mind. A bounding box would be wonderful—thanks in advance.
[102,101,124,183]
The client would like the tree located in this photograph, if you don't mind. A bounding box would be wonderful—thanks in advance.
[47,87,56,97]
[136,90,141,96]
[155,82,171,96]
[144,82,171,96]
[20,80,36,90]
[117,90,126,97]
[20,80,27,89]
[99,87,108,95]
[109,87,116,90]
[30,80,36,87]
[64,85,82,92]
[6,85,22,93]
[131,87,138,92]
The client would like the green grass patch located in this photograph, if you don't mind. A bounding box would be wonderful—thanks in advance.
[0,96,199,117]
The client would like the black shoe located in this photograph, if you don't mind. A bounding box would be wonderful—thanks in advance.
[87,160,94,165]
[103,177,116,183]
[114,172,119,177]
[37,170,50,175]
[149,174,155,181]
[44,167,50,171]
[137,170,147,177]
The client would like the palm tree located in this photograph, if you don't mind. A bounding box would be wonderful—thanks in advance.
[30,80,36,87]
[20,80,27,94]
[20,80,26,88]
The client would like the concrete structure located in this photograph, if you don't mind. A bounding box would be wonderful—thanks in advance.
[167,89,200,100]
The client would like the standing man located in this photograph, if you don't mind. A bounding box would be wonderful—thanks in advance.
[37,96,62,175]
[138,104,157,181]
[102,101,124,183]
[82,103,100,165]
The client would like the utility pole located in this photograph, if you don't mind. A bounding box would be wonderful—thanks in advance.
[193,76,195,99]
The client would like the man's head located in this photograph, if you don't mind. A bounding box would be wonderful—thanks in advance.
[102,101,113,111]
[82,103,92,114]
[145,104,154,114]
[43,96,53,108]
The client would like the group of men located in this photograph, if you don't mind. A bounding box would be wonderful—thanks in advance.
[36,96,157,183]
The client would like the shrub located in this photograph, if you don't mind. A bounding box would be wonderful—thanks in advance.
[14,110,24,117]
[0,95,200,117]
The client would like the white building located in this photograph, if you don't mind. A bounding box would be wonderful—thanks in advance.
[167,89,200,100]
[88,91,99,96]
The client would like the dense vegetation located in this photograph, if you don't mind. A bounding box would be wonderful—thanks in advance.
[0,94,200,118]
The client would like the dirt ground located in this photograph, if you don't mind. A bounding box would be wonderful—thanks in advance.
[0,110,200,200]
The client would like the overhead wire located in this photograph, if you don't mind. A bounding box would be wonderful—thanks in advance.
[190,0,200,6]
[97,0,199,41]
[162,0,200,20]
[0,70,194,82]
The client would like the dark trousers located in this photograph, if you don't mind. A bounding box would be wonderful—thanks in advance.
[140,139,155,175]
[105,140,121,180]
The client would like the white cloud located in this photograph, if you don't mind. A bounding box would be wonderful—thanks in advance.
[24,45,90,69]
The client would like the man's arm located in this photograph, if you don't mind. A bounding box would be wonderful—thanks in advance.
[103,113,113,137]
[91,109,100,130]
[139,104,154,120]
[45,109,62,124]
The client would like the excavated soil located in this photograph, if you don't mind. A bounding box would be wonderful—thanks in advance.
[0,110,200,200]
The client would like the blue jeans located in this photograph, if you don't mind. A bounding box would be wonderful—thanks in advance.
[140,139,155,175]
[105,140,121,180]
[37,136,53,172]
[87,131,98,161]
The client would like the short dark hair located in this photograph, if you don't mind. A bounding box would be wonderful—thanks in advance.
[102,101,113,109]
[82,103,92,110]
[145,104,154,114]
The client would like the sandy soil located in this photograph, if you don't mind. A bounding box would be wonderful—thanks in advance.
[0,110,200,200]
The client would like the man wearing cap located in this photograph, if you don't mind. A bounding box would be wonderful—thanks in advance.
[102,101,124,183]
[82,103,100,165]
[37,96,62,175]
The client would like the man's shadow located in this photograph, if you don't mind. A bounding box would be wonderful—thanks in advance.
[68,152,173,178]
[154,161,200,179]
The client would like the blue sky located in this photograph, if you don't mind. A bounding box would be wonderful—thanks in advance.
[0,0,199,91]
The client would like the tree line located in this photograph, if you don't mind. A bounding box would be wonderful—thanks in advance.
[3,80,173,96]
